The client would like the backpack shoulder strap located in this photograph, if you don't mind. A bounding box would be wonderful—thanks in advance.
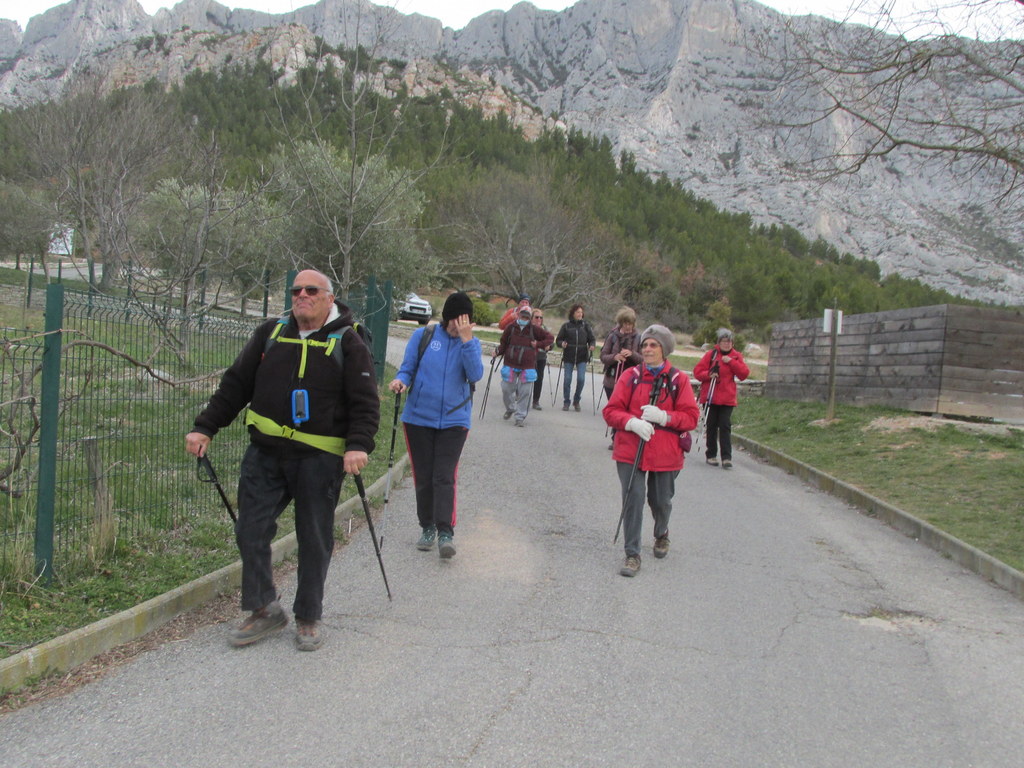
[407,324,437,394]
[262,314,291,356]
[417,323,437,361]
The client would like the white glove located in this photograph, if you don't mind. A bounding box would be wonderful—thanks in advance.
[640,404,669,426]
[625,418,654,442]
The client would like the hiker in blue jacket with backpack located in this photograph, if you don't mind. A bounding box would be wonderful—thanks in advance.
[388,292,483,559]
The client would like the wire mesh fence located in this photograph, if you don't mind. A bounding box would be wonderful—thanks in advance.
[0,273,393,583]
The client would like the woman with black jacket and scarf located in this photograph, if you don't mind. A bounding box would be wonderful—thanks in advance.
[555,304,596,411]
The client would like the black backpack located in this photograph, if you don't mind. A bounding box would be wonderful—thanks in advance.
[262,313,373,371]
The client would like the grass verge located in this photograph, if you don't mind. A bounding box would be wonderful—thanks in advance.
[734,397,1024,572]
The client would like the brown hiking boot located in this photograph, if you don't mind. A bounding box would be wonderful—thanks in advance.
[229,600,287,647]
[619,555,641,577]
[653,535,670,559]
[295,620,323,652]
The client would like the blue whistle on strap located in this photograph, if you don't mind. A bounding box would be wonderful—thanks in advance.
[291,389,310,427]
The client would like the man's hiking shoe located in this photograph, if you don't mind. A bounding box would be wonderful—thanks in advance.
[229,600,287,647]
[706,457,719,466]
[503,409,514,420]
[562,403,570,411]
[653,536,670,559]
[722,459,733,469]
[620,555,641,577]
[573,403,581,412]
[515,420,525,427]
[295,620,323,652]
[438,533,456,559]
[417,526,438,551]
[532,402,542,411]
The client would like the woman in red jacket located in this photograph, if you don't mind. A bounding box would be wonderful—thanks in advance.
[603,325,700,577]
[693,328,750,469]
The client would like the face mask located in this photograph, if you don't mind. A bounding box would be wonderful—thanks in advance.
[517,318,529,327]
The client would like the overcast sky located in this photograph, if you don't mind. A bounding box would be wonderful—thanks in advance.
[5,0,1011,38]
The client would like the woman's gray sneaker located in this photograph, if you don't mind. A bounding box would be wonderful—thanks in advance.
[229,600,287,647]
[438,533,456,559]
[416,526,438,551]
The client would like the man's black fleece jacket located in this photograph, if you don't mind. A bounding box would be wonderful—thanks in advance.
[192,301,380,456]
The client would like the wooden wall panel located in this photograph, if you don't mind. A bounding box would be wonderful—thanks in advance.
[766,304,1024,420]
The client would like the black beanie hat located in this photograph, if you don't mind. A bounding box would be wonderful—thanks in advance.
[442,291,474,322]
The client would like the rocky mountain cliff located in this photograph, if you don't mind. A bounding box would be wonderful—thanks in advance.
[2,0,1021,305]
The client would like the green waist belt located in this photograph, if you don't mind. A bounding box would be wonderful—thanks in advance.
[245,410,346,456]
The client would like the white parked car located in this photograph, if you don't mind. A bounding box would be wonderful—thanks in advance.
[397,293,432,324]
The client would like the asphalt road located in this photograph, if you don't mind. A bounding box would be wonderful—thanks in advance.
[2,340,1023,767]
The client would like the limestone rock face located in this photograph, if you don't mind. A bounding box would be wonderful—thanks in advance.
[1,0,1021,304]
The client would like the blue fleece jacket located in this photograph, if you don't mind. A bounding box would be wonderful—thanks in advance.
[396,324,484,430]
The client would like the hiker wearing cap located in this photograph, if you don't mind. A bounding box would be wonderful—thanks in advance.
[599,307,642,444]
[531,308,553,410]
[498,293,532,330]
[185,269,380,651]
[603,324,700,577]
[693,328,750,469]
[389,292,482,558]
[555,304,596,411]
[494,303,554,427]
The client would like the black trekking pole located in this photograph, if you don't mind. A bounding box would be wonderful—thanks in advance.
[602,360,622,433]
[480,354,502,419]
[352,473,392,601]
[694,376,717,455]
[551,359,563,406]
[378,390,401,550]
[613,374,666,544]
[197,454,237,523]
[591,360,598,414]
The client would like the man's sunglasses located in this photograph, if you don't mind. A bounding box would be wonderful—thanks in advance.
[290,285,326,297]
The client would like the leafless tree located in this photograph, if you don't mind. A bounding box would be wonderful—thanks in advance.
[441,166,628,309]
[132,138,287,318]
[13,76,188,291]
[270,14,445,296]
[756,0,1024,199]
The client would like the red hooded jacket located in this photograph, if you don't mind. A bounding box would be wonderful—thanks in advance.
[693,345,750,407]
[603,364,700,472]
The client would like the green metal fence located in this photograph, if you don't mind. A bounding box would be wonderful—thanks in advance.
[0,275,392,582]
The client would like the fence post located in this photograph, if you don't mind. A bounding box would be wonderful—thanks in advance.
[36,283,64,582]
[262,269,270,319]
[372,278,392,384]
[284,269,297,313]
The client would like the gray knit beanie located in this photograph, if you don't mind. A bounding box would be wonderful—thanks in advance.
[640,324,675,356]
[717,327,734,341]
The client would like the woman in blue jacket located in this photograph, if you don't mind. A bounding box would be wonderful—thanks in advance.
[388,292,483,559]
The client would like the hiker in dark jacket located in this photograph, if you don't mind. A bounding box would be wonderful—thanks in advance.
[531,308,553,410]
[388,292,483,558]
[186,269,380,652]
[599,306,642,447]
[600,306,642,401]
[555,304,596,411]
[494,304,554,426]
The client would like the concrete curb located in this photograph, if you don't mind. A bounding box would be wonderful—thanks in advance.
[0,457,409,693]
[734,435,1024,601]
